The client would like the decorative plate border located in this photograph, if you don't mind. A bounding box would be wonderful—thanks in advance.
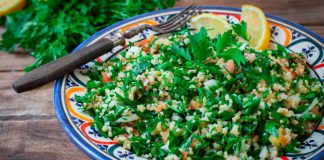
[54,6,324,160]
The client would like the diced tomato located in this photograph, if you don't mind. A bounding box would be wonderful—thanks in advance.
[244,53,256,62]
[188,99,201,110]
[160,130,169,143]
[135,35,155,52]
[180,150,188,160]
[133,129,140,136]
[205,58,217,64]
[155,102,166,112]
[225,60,235,74]
[102,72,111,84]
[279,156,289,160]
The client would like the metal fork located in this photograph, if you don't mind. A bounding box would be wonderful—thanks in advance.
[13,5,200,93]
[124,4,200,38]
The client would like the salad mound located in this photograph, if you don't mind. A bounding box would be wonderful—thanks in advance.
[76,27,323,159]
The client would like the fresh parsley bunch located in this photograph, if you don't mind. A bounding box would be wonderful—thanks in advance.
[0,0,176,72]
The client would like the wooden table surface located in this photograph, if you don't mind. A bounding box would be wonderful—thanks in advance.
[0,0,323,159]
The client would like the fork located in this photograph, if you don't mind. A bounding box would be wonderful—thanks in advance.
[124,4,200,38]
[12,5,201,93]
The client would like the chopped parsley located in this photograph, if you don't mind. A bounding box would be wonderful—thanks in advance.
[76,27,323,159]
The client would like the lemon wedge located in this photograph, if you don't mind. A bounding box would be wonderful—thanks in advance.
[0,0,26,17]
[190,13,232,38]
[241,4,270,50]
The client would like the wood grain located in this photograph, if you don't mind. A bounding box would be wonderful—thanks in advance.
[0,1,323,160]
[0,120,88,160]
[175,0,324,25]
[0,72,55,120]
[0,52,34,71]
[306,26,324,38]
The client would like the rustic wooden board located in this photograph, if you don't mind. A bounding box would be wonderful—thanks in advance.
[175,0,324,25]
[0,72,54,120]
[0,1,323,159]
[0,52,34,71]
[0,120,88,159]
[306,26,324,38]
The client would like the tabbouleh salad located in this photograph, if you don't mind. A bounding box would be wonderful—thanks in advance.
[75,27,323,160]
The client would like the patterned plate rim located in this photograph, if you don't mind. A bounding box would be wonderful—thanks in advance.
[53,6,324,160]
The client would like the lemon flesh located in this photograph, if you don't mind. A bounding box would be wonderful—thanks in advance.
[190,13,232,38]
[241,4,270,50]
[0,0,26,17]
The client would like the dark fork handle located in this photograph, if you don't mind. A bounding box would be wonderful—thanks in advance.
[13,38,116,93]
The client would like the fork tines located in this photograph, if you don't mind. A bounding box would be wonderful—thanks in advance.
[152,4,201,33]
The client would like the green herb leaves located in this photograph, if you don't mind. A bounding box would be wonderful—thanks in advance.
[213,30,246,65]
[232,21,248,40]
[75,24,324,159]
[217,48,246,65]
[265,121,279,137]
[171,44,191,60]
[169,27,212,62]
[242,95,260,114]
[116,93,135,106]
[214,30,235,53]
[190,27,212,62]
[171,27,246,66]
[133,61,150,76]
[1,0,176,72]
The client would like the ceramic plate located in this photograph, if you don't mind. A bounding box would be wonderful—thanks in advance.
[54,7,324,160]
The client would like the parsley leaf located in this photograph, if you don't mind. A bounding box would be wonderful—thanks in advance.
[116,93,135,106]
[180,135,194,152]
[232,21,248,40]
[285,140,300,153]
[91,115,108,137]
[190,27,212,62]
[265,121,279,137]
[277,44,288,55]
[214,30,236,53]
[217,48,246,65]
[242,95,260,114]
[171,44,191,60]
[133,61,150,76]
